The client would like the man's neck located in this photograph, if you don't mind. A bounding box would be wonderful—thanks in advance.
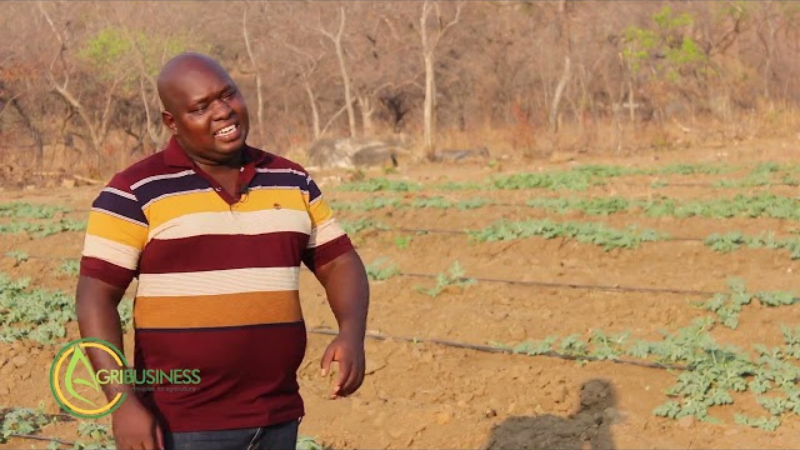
[187,149,246,175]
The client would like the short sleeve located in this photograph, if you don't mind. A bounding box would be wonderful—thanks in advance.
[79,174,149,288]
[301,174,354,272]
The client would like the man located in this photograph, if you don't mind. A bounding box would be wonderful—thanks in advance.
[76,52,369,450]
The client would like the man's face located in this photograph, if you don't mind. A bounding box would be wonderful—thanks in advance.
[162,61,250,162]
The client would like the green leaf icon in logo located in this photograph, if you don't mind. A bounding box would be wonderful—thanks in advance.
[65,345,101,408]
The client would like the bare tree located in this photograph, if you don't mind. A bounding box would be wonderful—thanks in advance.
[418,0,465,160]
[283,41,330,140]
[549,0,572,133]
[755,1,782,100]
[108,3,178,154]
[315,5,357,138]
[38,1,125,162]
[242,4,266,145]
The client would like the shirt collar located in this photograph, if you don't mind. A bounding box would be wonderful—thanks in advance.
[163,136,269,168]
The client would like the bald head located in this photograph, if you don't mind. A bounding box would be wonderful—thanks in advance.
[156,52,250,161]
[157,52,232,113]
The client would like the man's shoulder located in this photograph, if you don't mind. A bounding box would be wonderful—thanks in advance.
[253,148,310,176]
[106,150,172,189]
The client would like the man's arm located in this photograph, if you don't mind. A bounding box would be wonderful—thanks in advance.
[76,276,128,392]
[314,249,370,398]
[77,276,163,450]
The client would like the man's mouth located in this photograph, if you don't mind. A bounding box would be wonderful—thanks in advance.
[215,124,238,137]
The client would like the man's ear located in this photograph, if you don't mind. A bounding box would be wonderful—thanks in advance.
[162,111,178,135]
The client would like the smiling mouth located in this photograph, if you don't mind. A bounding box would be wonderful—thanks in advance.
[215,124,238,137]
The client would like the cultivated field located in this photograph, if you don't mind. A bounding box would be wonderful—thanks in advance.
[2,138,800,449]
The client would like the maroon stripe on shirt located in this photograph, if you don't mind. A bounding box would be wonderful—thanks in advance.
[134,322,306,432]
[139,233,309,274]
[302,235,354,272]
[263,155,308,173]
[80,256,137,288]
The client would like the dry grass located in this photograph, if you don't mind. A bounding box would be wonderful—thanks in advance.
[3,106,800,187]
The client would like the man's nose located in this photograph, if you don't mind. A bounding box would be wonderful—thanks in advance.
[211,99,234,120]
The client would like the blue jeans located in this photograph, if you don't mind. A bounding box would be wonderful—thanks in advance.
[165,420,299,450]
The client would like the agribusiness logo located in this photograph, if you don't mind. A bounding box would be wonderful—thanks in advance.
[50,338,201,419]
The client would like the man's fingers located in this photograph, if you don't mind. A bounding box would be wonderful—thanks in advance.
[342,357,365,396]
[350,360,365,394]
[320,345,336,377]
[144,435,158,450]
[334,355,352,397]
[156,424,165,450]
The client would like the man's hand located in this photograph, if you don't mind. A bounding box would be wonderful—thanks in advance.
[112,398,164,450]
[313,249,369,399]
[320,333,366,399]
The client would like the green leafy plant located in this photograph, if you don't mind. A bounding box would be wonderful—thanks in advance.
[337,178,421,192]
[512,336,558,356]
[705,232,800,260]
[0,219,87,237]
[417,261,476,297]
[0,272,133,343]
[393,235,412,250]
[525,197,632,216]
[0,405,57,442]
[734,414,781,432]
[4,251,28,265]
[468,219,668,251]
[72,422,115,449]
[340,218,386,235]
[0,202,69,219]
[296,435,325,450]
[330,197,402,212]
[365,258,401,281]
[59,259,81,277]
[432,181,486,191]
[411,196,453,209]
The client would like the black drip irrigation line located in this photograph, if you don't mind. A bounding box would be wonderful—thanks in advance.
[392,227,467,235]
[664,181,800,188]
[307,328,690,372]
[399,272,718,296]
[0,253,724,297]
[0,410,77,446]
[9,433,76,446]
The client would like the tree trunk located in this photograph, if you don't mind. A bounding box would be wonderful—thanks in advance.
[243,8,265,145]
[423,53,436,159]
[418,0,463,160]
[303,80,321,140]
[10,99,44,164]
[358,95,376,137]
[53,85,101,155]
[332,8,356,138]
[628,79,635,123]
[549,55,571,133]
[549,0,571,134]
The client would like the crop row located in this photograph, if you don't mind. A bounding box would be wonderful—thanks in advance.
[342,217,800,260]
[0,273,132,345]
[336,161,800,193]
[2,256,799,433]
[365,261,800,431]
[0,405,324,449]
[331,192,800,221]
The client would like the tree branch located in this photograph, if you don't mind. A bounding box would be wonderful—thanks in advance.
[0,90,26,120]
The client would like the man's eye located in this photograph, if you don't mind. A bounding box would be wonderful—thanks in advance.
[222,89,236,99]
[192,106,207,114]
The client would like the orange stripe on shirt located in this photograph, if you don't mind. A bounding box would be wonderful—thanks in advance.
[134,290,302,329]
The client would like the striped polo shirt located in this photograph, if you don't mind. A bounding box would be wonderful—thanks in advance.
[79,137,353,432]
